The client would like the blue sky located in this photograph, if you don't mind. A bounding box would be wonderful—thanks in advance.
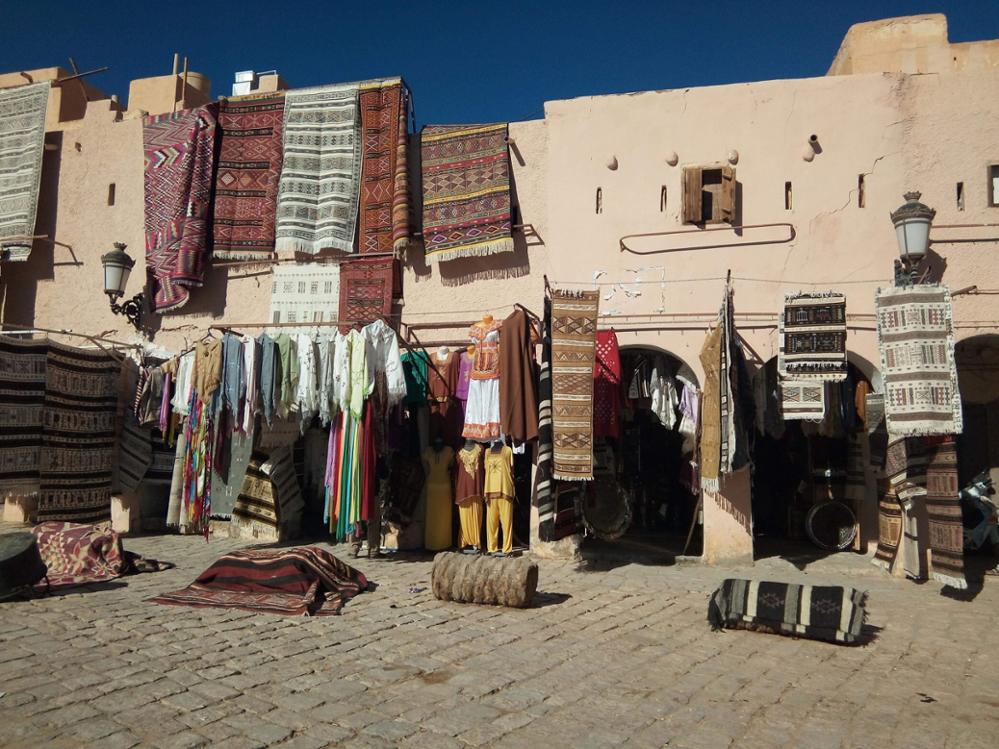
[3,1,998,125]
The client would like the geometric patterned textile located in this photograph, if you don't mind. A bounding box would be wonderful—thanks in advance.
[924,437,966,589]
[873,436,928,573]
[873,494,903,571]
[593,330,622,439]
[143,105,218,311]
[30,521,153,589]
[213,92,285,261]
[118,416,153,493]
[708,578,868,645]
[421,123,514,263]
[550,289,599,481]
[781,381,826,421]
[778,292,847,380]
[534,296,558,539]
[269,262,341,328]
[337,257,394,325]
[36,343,120,524]
[276,85,361,255]
[0,336,47,499]
[698,325,723,492]
[876,284,962,437]
[0,81,49,262]
[358,80,410,254]
[149,546,369,617]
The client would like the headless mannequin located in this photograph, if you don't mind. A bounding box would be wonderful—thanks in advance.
[432,435,445,453]
[464,438,476,450]
[436,346,450,362]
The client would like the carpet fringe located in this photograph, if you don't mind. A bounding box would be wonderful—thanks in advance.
[426,238,515,264]
[931,571,968,590]
[440,263,529,287]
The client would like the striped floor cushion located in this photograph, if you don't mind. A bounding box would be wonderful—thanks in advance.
[708,578,867,645]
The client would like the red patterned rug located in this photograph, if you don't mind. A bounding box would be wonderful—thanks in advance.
[213,92,285,261]
[593,330,622,439]
[421,123,514,263]
[143,105,218,312]
[149,546,369,616]
[338,256,395,324]
[32,521,166,589]
[359,82,410,255]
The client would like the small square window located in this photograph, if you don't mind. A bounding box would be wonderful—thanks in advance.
[989,165,999,207]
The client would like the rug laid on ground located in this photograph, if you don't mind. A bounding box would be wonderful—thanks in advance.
[37,343,120,524]
[337,256,394,324]
[149,546,369,616]
[924,436,966,589]
[269,262,341,326]
[0,81,49,262]
[0,336,47,500]
[550,289,599,481]
[421,123,514,263]
[276,85,361,254]
[707,578,868,645]
[358,81,410,255]
[31,521,165,589]
[778,292,848,380]
[875,284,962,436]
[780,380,826,421]
[212,91,285,261]
[143,104,219,312]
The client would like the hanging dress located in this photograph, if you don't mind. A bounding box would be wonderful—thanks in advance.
[462,321,502,442]
[455,443,485,549]
[484,444,515,554]
[422,445,455,551]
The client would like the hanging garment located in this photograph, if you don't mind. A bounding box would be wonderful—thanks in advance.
[0,82,49,262]
[220,333,245,422]
[143,104,218,311]
[463,320,503,442]
[593,331,622,439]
[192,338,222,403]
[272,334,299,419]
[169,351,196,416]
[257,334,277,426]
[318,336,337,427]
[456,350,472,404]
[363,319,407,408]
[455,443,485,549]
[159,371,173,434]
[428,351,460,445]
[276,85,361,254]
[422,445,454,551]
[241,335,259,434]
[333,330,351,414]
[649,356,678,430]
[676,372,700,455]
[402,350,430,406]
[500,309,540,443]
[484,444,515,554]
[296,334,319,430]
[347,329,371,420]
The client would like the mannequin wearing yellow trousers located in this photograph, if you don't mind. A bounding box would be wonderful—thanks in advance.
[484,442,515,555]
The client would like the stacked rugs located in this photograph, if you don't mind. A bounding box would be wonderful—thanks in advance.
[143,104,219,312]
[37,343,120,524]
[149,546,369,617]
[269,262,341,326]
[778,292,847,421]
[0,81,49,262]
[213,91,286,261]
[875,284,962,436]
[708,578,868,645]
[421,123,514,263]
[276,85,362,255]
[232,447,304,541]
[0,337,48,501]
[550,289,599,481]
[358,81,410,254]
[338,256,394,324]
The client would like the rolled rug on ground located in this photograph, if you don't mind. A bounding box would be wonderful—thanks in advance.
[431,551,538,608]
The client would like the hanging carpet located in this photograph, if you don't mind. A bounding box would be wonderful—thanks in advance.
[269,262,341,327]
[875,284,962,436]
[275,85,361,255]
[232,447,304,540]
[212,91,285,261]
[118,416,153,493]
[421,123,514,263]
[593,330,622,439]
[924,437,966,589]
[0,81,49,262]
[37,343,120,524]
[778,292,848,380]
[338,256,394,324]
[550,289,599,481]
[781,381,826,421]
[0,336,47,500]
[149,546,369,617]
[358,81,410,254]
[143,104,218,312]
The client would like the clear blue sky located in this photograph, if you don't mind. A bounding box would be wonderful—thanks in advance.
[3,1,998,125]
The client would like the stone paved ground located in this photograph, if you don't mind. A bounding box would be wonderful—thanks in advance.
[1,522,998,749]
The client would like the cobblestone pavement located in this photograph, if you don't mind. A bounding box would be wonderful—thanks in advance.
[1,521,998,749]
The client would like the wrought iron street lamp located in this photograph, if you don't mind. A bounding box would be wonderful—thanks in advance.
[100,242,145,330]
[890,191,936,285]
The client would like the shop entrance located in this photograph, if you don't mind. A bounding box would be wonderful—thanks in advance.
[581,346,701,561]
[751,357,875,561]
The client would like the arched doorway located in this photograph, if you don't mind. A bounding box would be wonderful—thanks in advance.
[581,344,702,561]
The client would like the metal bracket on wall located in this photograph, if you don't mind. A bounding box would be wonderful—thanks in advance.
[619,222,796,255]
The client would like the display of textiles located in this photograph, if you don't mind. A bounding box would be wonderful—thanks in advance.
[143,104,219,312]
[0,336,47,500]
[924,437,966,589]
[338,256,394,324]
[118,416,153,493]
[778,292,848,380]
[358,80,410,254]
[276,85,362,254]
[781,381,826,421]
[31,521,163,589]
[0,81,49,262]
[269,262,341,327]
[593,331,622,439]
[421,123,514,263]
[875,284,962,437]
[212,91,285,261]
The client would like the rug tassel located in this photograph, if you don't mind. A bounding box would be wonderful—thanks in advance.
[931,572,968,590]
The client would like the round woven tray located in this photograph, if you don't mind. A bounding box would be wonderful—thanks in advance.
[805,501,858,551]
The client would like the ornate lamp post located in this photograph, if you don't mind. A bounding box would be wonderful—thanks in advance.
[100,242,145,331]
[890,191,936,285]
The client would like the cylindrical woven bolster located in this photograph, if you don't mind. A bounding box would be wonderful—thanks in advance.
[431,551,538,608]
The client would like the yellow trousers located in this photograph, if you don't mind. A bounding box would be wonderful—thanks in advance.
[486,497,514,554]
[458,498,483,549]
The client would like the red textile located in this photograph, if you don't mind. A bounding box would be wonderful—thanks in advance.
[360,399,376,521]
[31,521,158,589]
[593,330,622,439]
[359,84,406,255]
[338,257,395,325]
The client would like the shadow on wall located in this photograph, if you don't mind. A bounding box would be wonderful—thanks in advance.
[0,132,64,328]
[143,263,231,339]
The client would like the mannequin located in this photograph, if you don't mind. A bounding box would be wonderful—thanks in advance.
[437,346,450,362]
[422,435,454,551]
[484,439,515,556]
[455,438,485,553]
[462,313,502,442]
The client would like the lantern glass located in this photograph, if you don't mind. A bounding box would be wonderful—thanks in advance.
[103,261,130,296]
[895,217,931,261]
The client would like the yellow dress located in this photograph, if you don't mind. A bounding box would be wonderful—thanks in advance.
[484,445,515,554]
[422,446,455,551]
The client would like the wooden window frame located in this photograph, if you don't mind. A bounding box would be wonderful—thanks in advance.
[682,164,736,224]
